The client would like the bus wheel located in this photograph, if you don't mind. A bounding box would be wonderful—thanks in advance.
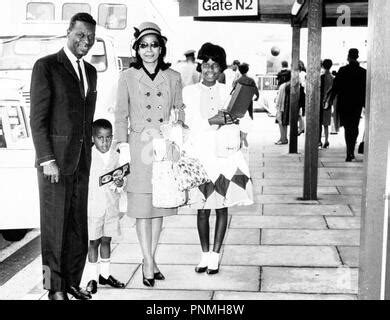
[2,229,28,242]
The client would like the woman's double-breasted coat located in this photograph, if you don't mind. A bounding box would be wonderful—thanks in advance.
[114,67,184,195]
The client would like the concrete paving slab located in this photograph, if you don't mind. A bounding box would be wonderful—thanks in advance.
[261,229,360,246]
[93,288,213,300]
[318,195,362,205]
[325,217,361,229]
[261,267,358,294]
[254,179,363,187]
[230,216,327,229]
[264,172,330,179]
[222,245,341,267]
[338,247,359,268]
[225,229,261,245]
[155,244,216,265]
[114,227,138,244]
[338,187,362,195]
[158,228,253,245]
[329,172,364,179]
[350,205,361,216]
[127,265,260,292]
[263,186,339,195]
[322,162,364,168]
[263,204,353,216]
[111,244,144,264]
[213,291,357,300]
[229,204,262,215]
[163,215,231,229]
[159,228,199,244]
[254,195,319,204]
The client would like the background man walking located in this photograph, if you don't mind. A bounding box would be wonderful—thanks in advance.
[330,48,367,162]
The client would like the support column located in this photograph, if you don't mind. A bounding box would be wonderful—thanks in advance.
[358,0,390,300]
[289,24,301,154]
[303,0,322,200]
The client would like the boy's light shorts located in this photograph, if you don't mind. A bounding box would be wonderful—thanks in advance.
[88,213,121,241]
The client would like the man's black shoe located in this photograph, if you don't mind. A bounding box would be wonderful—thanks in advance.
[99,275,125,288]
[86,280,98,294]
[66,286,92,300]
[48,291,69,300]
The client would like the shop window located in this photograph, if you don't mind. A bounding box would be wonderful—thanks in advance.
[98,4,127,30]
[62,3,91,20]
[26,2,55,20]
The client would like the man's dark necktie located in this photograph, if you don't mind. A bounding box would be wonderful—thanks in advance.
[76,59,85,97]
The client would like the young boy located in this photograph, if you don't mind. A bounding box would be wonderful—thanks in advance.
[85,119,126,294]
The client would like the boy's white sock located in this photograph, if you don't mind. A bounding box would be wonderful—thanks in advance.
[100,258,111,279]
[87,262,99,281]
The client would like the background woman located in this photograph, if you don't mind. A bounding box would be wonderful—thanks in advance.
[183,43,253,275]
[114,22,184,287]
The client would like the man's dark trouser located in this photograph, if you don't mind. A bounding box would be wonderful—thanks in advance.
[343,117,361,157]
[37,148,89,292]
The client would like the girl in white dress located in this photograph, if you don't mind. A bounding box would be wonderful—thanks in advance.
[183,43,253,274]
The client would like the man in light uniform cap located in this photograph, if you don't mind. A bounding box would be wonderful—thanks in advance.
[177,49,200,87]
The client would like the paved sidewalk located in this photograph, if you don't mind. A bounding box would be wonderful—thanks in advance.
[20,113,363,300]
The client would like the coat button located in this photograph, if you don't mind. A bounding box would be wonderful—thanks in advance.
[146,118,152,122]
[145,92,151,97]
[146,105,151,109]
[157,92,162,97]
[159,118,163,123]
[157,105,162,109]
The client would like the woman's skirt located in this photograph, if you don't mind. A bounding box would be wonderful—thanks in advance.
[127,192,177,219]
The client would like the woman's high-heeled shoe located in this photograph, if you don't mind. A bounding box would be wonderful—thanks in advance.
[206,251,220,275]
[142,264,155,287]
[154,272,165,280]
[195,252,210,273]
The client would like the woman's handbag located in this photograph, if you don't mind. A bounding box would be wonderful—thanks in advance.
[152,159,187,208]
[175,152,209,192]
[215,124,241,158]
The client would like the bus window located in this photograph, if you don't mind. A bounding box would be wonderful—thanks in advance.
[7,106,28,144]
[26,2,55,20]
[62,3,91,20]
[98,4,127,30]
[85,39,107,72]
[0,115,7,148]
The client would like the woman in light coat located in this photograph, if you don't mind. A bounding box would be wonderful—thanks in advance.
[114,22,184,287]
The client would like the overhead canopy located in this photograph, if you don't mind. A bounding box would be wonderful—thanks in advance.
[179,0,368,26]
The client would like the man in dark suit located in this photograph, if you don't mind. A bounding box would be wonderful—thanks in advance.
[330,48,367,162]
[277,61,291,88]
[30,12,97,300]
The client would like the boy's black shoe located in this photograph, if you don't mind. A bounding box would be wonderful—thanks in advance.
[86,280,98,294]
[66,286,92,300]
[99,275,125,288]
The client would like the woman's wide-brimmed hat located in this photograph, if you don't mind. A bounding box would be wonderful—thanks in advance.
[132,21,167,50]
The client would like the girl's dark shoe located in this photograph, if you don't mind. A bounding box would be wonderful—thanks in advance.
[154,272,165,280]
[323,142,329,149]
[195,252,209,273]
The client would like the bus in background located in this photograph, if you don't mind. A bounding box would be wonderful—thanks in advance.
[0,0,173,68]
[0,22,122,124]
